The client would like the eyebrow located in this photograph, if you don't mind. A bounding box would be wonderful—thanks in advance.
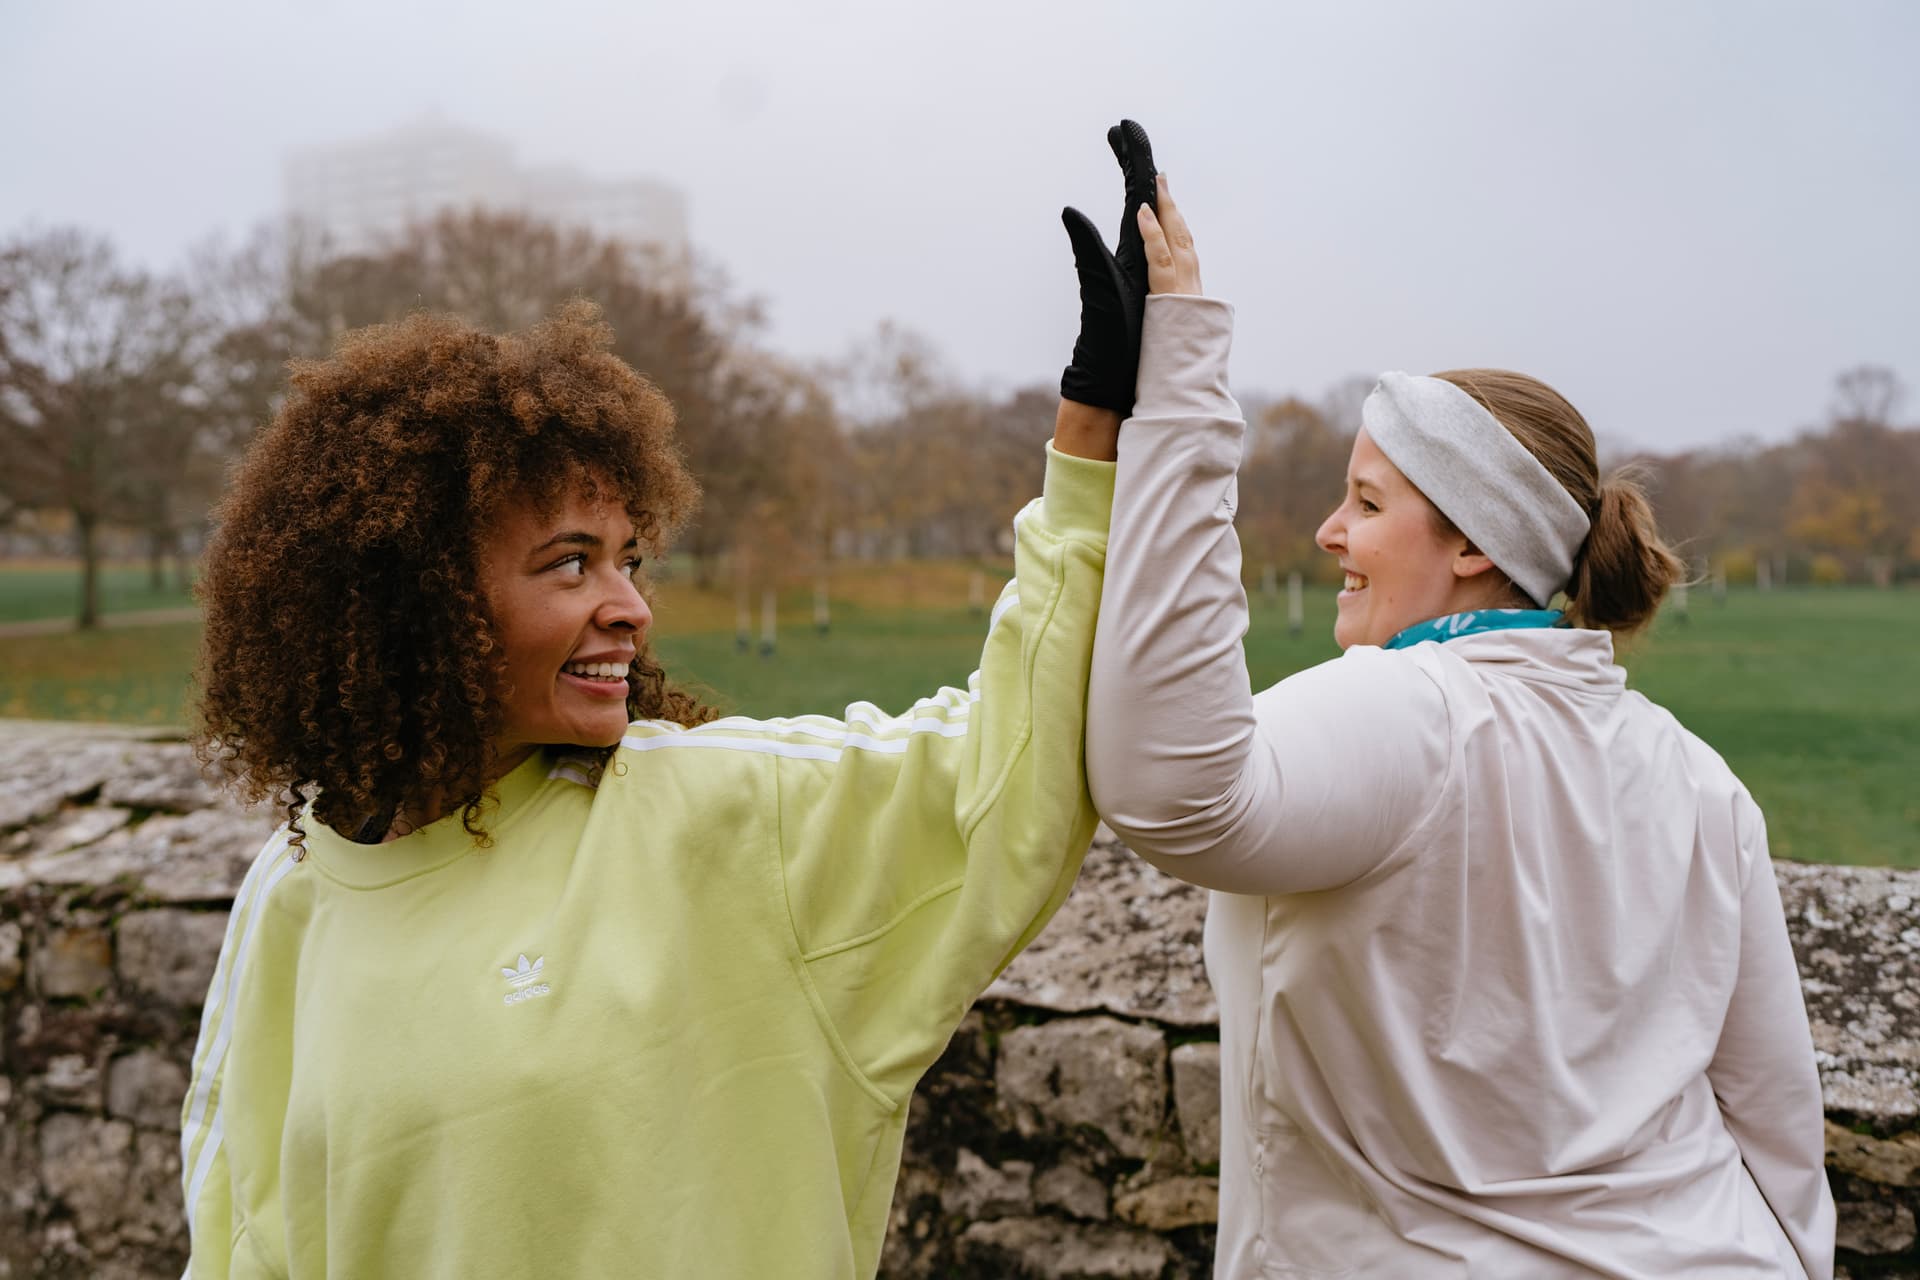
[530,531,640,554]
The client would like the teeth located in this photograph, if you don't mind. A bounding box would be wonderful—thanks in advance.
[1344,573,1368,591]
[563,661,630,681]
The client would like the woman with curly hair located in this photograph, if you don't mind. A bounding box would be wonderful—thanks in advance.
[177,122,1169,1279]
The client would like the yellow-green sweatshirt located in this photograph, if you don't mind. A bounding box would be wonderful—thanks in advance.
[178,445,1113,1279]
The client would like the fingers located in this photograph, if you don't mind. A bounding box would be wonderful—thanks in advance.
[1060,206,1110,276]
[1108,119,1158,208]
[1137,204,1177,296]
[1108,119,1158,287]
[1137,176,1203,296]
[1154,174,1193,257]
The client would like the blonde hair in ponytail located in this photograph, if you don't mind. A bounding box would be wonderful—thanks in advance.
[1431,369,1685,636]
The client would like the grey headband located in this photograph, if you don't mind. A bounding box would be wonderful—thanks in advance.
[1360,372,1591,607]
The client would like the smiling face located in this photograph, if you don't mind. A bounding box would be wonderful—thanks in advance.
[477,480,651,773]
[1314,429,1510,649]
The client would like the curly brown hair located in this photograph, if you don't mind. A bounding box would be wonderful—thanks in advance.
[194,300,715,848]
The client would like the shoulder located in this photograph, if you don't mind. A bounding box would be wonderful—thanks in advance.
[1265,643,1453,698]
[1256,645,1451,732]
[238,825,305,900]
[1618,690,1774,882]
[198,823,312,961]
[1620,688,1753,803]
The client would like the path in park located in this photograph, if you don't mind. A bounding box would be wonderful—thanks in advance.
[0,605,202,639]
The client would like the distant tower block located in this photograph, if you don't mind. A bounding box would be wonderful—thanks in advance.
[1712,566,1727,606]
[736,582,752,653]
[968,570,986,618]
[814,579,830,634]
[760,590,777,658]
[1671,579,1690,625]
[1261,564,1278,604]
[1287,571,1304,636]
[282,116,690,262]
[1757,558,1771,592]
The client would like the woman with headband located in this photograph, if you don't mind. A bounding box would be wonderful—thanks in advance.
[1088,180,1834,1278]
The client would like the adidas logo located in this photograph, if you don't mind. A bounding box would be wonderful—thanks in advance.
[500,953,552,1006]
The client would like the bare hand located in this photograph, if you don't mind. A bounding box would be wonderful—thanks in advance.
[1138,175,1202,296]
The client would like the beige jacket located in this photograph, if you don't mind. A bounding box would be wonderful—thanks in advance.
[1087,295,1834,1278]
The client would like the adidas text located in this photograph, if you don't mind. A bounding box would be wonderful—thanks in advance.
[500,953,551,1007]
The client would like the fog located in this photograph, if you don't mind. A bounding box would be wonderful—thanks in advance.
[6,0,1916,450]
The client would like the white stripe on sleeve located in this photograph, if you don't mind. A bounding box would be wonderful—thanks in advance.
[180,836,302,1228]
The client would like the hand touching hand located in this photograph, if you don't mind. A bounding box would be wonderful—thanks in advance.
[1059,120,1158,416]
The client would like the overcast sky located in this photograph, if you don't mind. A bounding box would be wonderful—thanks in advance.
[6,0,1916,452]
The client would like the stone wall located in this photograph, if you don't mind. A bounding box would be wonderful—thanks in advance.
[1,722,1916,1278]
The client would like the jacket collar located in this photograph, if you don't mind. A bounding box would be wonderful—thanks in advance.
[1433,625,1624,691]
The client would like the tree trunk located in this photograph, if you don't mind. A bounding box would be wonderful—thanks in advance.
[149,528,167,590]
[76,512,100,630]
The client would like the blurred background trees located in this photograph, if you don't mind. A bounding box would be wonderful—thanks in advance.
[0,230,207,625]
[0,210,1915,628]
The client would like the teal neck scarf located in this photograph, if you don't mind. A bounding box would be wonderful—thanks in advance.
[1385,609,1565,651]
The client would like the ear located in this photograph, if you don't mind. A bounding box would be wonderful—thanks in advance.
[1451,538,1499,581]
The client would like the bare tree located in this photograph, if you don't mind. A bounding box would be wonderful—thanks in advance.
[215,210,835,585]
[1236,396,1352,579]
[1830,364,1905,428]
[0,229,204,625]
[1787,369,1920,580]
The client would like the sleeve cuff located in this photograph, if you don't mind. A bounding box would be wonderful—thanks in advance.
[1134,295,1237,421]
[1041,441,1117,539]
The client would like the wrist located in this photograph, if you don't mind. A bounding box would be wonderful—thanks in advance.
[1052,399,1121,461]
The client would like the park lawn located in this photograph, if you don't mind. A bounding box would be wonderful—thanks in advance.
[0,562,196,624]
[0,579,1913,867]
[0,620,204,725]
[652,600,1010,719]
[1621,589,1920,867]
[644,559,1011,636]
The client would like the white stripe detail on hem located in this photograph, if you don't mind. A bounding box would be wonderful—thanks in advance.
[179,834,302,1237]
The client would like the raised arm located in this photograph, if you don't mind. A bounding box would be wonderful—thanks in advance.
[1087,181,1444,894]
[766,121,1171,1105]
[773,442,1111,1101]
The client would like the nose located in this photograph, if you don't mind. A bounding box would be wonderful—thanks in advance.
[597,573,653,637]
[1315,504,1345,556]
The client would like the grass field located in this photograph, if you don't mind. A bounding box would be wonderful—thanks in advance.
[1621,590,1920,866]
[0,561,196,624]
[0,561,1913,866]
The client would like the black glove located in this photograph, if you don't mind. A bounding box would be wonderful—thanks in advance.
[1059,119,1158,415]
